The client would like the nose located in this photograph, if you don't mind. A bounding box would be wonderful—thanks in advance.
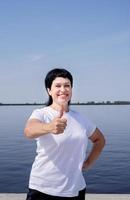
[60,86,65,92]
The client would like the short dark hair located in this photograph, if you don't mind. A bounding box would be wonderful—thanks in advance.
[45,68,73,106]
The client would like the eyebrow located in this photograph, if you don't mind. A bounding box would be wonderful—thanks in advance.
[55,82,70,84]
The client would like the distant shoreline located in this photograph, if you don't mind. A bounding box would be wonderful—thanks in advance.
[0,101,130,106]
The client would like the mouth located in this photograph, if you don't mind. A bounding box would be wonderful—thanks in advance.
[60,94,67,96]
[58,94,69,99]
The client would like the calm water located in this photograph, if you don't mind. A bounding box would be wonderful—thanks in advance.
[0,105,130,193]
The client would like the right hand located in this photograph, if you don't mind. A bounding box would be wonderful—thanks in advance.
[49,106,67,134]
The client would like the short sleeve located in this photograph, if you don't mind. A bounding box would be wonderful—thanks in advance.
[85,118,96,138]
[74,111,96,138]
[29,109,44,122]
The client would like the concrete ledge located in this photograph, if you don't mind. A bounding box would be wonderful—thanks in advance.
[0,194,26,200]
[86,194,130,200]
[0,193,130,200]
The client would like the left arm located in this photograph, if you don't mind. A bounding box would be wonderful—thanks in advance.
[82,127,105,170]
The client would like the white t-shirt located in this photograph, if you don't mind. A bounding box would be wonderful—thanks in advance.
[28,106,96,197]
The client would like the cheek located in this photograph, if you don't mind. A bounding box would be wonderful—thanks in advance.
[48,87,57,96]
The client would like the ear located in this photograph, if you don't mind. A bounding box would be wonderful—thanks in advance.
[47,88,52,96]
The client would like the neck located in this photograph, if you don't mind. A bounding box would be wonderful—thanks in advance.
[50,103,69,112]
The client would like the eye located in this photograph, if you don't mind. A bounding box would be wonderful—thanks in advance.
[65,84,71,88]
[55,84,61,88]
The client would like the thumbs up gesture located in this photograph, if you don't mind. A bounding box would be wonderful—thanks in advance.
[50,105,67,134]
[59,104,64,118]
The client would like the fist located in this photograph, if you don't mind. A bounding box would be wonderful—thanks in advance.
[51,117,67,134]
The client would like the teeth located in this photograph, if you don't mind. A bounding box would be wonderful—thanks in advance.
[59,95,67,98]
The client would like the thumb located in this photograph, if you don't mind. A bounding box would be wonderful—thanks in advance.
[59,104,64,118]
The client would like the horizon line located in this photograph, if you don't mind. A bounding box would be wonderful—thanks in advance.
[0,100,130,106]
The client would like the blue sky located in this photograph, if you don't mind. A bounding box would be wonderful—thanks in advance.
[0,0,130,103]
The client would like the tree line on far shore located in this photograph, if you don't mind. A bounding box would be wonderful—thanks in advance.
[0,101,130,106]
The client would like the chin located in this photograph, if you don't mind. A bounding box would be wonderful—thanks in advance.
[58,100,69,105]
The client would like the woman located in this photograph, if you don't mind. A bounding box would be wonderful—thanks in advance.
[24,68,105,200]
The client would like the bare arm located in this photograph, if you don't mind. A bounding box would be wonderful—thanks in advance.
[82,127,105,170]
[24,117,67,139]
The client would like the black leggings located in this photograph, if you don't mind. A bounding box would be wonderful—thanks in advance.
[26,188,86,200]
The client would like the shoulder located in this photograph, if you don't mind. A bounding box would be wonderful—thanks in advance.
[29,106,59,121]
[29,107,48,121]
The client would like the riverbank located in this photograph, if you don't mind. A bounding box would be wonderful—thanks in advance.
[0,101,130,106]
[0,193,130,200]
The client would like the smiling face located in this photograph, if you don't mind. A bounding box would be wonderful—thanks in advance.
[47,77,72,110]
